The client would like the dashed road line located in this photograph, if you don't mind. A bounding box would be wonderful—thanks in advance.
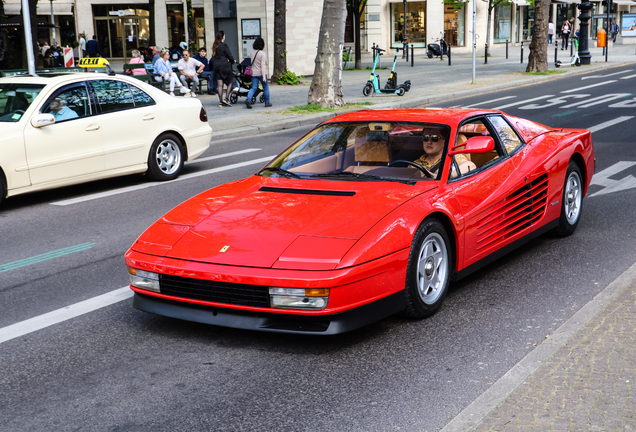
[561,80,617,93]
[460,96,516,108]
[187,148,262,165]
[588,116,634,133]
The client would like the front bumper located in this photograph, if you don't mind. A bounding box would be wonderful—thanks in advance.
[133,290,406,335]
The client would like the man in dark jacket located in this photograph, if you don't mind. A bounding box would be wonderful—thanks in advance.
[194,48,214,94]
[86,35,100,58]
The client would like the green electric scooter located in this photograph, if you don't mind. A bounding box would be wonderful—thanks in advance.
[362,47,411,97]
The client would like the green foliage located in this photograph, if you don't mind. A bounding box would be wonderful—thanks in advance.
[284,102,374,114]
[277,69,300,85]
[342,50,352,62]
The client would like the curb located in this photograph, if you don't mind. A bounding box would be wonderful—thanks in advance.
[210,60,636,142]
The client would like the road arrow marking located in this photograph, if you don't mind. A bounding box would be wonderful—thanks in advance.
[589,161,636,197]
[493,95,554,110]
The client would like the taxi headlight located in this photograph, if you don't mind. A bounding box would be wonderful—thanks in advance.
[269,287,329,310]
[128,267,160,293]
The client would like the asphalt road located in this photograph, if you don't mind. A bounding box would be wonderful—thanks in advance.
[2,67,636,431]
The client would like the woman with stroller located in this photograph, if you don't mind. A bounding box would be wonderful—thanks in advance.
[212,31,236,107]
[246,37,271,109]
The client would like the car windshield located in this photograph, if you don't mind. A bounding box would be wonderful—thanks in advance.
[0,84,45,122]
[260,121,451,183]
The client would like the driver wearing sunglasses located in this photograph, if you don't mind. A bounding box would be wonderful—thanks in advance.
[413,128,447,175]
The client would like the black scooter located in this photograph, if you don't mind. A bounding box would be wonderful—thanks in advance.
[426,38,449,59]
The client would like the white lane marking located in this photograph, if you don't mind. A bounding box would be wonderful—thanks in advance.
[518,94,588,110]
[561,81,617,93]
[589,161,636,197]
[0,287,133,345]
[492,95,554,110]
[187,148,261,165]
[460,96,516,108]
[561,93,631,109]
[609,97,636,108]
[620,74,636,80]
[588,116,634,133]
[50,156,275,206]
[581,70,633,80]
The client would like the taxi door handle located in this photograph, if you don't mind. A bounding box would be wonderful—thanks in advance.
[85,124,100,131]
[143,114,155,121]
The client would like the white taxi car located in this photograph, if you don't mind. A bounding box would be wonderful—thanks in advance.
[0,71,211,206]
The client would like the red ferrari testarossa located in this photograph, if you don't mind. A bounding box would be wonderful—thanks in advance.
[125,108,595,334]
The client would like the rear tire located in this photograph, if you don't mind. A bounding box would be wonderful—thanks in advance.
[146,133,185,181]
[229,92,238,104]
[402,219,453,319]
[259,94,265,103]
[363,83,373,97]
[552,160,583,237]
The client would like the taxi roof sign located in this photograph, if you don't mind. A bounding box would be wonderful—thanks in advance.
[78,57,110,68]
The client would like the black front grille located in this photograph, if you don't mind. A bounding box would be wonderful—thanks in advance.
[160,275,270,308]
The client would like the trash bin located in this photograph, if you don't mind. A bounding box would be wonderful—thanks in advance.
[597,29,606,48]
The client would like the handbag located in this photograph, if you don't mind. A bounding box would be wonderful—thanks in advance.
[246,50,261,77]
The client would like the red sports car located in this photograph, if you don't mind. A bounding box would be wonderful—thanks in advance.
[125,109,594,334]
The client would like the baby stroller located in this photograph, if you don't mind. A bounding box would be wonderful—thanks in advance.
[228,58,265,105]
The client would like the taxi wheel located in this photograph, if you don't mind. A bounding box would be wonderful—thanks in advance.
[0,174,5,207]
[146,133,185,181]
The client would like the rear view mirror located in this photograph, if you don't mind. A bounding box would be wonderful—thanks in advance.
[31,113,55,128]
[448,136,495,156]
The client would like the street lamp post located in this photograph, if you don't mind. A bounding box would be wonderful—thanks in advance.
[50,0,57,46]
[578,1,593,65]
[472,0,476,83]
[21,0,36,75]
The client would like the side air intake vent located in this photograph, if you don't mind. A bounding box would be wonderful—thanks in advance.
[259,187,355,196]
[476,174,548,251]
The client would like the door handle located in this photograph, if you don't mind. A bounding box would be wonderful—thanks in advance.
[143,114,156,121]
[85,124,100,131]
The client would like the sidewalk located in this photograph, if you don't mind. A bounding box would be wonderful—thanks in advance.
[444,263,636,431]
[111,42,636,139]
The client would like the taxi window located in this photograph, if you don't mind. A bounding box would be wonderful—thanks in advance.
[42,83,90,123]
[91,80,135,114]
[488,115,524,155]
[0,84,45,123]
[129,84,155,107]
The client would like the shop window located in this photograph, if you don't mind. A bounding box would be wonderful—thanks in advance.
[494,3,511,43]
[444,5,464,47]
[392,2,426,47]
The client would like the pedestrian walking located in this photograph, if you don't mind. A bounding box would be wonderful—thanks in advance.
[178,49,205,97]
[246,37,271,109]
[153,49,191,97]
[212,31,236,107]
[78,34,86,58]
[86,35,100,57]
[611,20,619,43]
[548,20,555,45]
[561,20,571,50]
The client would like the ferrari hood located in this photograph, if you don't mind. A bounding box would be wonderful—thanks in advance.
[135,179,435,269]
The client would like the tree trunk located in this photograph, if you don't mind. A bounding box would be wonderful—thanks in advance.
[353,0,365,70]
[272,0,286,81]
[526,0,548,72]
[308,0,347,107]
[186,0,195,51]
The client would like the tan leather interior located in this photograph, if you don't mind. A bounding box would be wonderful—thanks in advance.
[355,138,391,163]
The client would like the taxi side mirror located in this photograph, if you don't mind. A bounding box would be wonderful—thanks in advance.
[448,136,495,156]
[31,113,55,128]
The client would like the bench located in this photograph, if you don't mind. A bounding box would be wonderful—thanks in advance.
[124,63,168,91]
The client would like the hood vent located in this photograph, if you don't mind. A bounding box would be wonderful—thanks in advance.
[476,174,548,251]
[259,186,356,197]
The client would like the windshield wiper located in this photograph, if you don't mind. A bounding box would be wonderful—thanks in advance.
[258,167,302,179]
[311,171,414,185]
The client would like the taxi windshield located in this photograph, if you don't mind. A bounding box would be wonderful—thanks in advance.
[260,121,451,183]
[0,84,45,122]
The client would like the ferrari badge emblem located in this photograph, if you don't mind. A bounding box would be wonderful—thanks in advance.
[220,246,230,253]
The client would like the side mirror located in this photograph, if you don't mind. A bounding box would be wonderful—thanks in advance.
[448,136,495,156]
[31,113,55,128]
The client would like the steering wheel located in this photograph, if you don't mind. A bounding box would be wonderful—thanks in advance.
[388,159,434,178]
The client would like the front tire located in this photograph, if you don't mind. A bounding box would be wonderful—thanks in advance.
[427,50,433,59]
[146,133,185,181]
[229,92,238,104]
[403,219,453,319]
[363,82,373,97]
[552,160,583,237]
[397,87,406,96]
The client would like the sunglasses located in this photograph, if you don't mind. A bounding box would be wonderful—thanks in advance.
[423,135,440,142]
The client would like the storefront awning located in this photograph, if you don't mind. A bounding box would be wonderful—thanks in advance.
[612,0,636,5]
[512,0,531,6]
[4,2,74,15]
[551,0,580,4]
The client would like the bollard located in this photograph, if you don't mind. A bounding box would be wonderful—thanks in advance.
[506,40,509,59]
[555,45,558,64]
[570,40,573,57]
[411,44,414,67]
[485,43,488,64]
[448,44,451,66]
[602,46,605,56]
[405,41,409,62]
[521,41,524,64]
